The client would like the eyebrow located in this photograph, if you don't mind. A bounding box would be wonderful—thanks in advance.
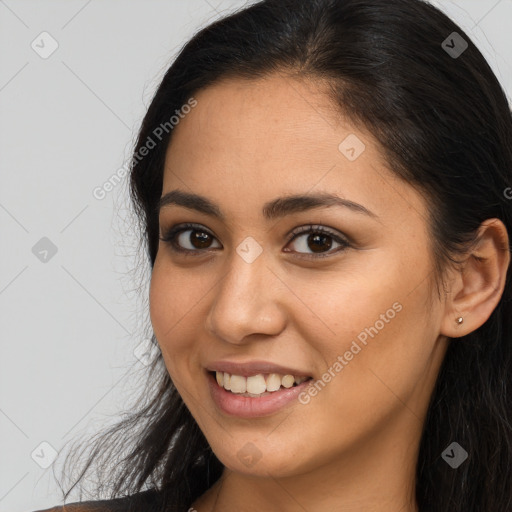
[157,189,378,221]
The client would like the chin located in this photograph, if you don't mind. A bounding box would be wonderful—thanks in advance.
[207,432,318,478]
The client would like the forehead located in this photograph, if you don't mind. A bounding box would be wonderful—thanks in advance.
[167,74,351,157]
[162,73,427,226]
[165,74,374,181]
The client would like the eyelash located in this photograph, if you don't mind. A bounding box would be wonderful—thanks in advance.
[158,222,351,259]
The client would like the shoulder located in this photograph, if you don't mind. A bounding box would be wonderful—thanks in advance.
[30,488,162,512]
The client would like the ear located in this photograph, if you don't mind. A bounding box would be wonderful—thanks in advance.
[440,218,510,338]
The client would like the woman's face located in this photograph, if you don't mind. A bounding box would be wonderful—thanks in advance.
[150,73,450,479]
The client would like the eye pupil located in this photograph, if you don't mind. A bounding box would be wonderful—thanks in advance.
[309,233,332,253]
[191,230,211,248]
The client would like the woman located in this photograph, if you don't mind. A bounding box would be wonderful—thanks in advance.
[36,0,512,510]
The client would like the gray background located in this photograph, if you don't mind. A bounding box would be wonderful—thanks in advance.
[1,1,511,511]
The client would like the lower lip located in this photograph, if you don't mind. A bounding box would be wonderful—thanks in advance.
[207,371,312,418]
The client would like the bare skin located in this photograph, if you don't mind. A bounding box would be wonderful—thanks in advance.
[149,72,510,511]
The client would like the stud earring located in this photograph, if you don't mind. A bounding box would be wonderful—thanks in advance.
[456,317,463,324]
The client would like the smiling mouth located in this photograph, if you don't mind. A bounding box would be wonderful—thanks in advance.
[209,370,313,398]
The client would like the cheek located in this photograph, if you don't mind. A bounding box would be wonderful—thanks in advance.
[291,258,407,355]
[148,259,198,371]
[296,250,438,409]
[148,261,172,346]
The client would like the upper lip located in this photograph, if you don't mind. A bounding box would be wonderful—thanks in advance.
[206,360,312,378]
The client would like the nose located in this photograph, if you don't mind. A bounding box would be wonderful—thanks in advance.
[205,249,287,345]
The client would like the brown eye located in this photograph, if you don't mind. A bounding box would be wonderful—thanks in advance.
[285,225,350,258]
[160,223,350,259]
[159,223,221,254]
[305,233,333,253]
[179,229,214,249]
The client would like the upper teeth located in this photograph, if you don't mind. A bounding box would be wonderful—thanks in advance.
[215,371,309,395]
